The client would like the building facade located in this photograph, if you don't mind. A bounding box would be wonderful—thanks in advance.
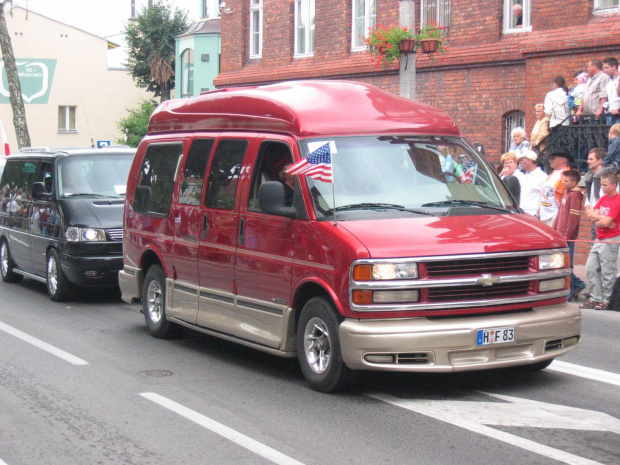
[0,7,154,150]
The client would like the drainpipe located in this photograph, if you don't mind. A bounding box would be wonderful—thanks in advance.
[399,0,416,100]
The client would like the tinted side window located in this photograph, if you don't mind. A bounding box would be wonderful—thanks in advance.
[1,159,39,197]
[204,140,248,210]
[134,143,183,216]
[179,139,214,206]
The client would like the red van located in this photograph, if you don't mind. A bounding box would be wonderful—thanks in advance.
[120,80,580,392]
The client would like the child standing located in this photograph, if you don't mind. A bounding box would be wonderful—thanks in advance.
[553,170,585,301]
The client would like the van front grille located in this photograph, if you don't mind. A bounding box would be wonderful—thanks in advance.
[425,256,530,277]
[428,281,530,301]
[107,228,123,241]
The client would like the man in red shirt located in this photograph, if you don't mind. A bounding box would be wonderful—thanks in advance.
[583,172,620,309]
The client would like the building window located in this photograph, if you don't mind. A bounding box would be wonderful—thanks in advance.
[421,0,451,28]
[503,0,531,33]
[352,0,376,50]
[180,48,194,98]
[58,106,76,132]
[505,111,525,152]
[295,0,315,56]
[250,0,263,58]
[203,0,222,18]
[594,0,619,11]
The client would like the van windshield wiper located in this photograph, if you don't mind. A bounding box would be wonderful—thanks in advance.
[63,193,121,199]
[327,203,433,216]
[421,199,513,213]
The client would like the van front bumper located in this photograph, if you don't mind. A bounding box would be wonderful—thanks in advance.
[60,254,124,287]
[339,303,581,371]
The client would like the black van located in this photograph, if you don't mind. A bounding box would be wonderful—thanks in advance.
[0,147,135,301]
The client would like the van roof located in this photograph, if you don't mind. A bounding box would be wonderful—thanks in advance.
[147,80,460,138]
[8,147,136,159]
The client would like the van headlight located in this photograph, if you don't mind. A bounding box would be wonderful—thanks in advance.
[539,252,567,270]
[66,227,107,242]
[352,262,418,280]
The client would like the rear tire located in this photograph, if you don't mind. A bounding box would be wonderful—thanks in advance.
[0,240,23,283]
[142,265,178,338]
[297,297,355,392]
[47,249,72,302]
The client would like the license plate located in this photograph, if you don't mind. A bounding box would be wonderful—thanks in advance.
[476,327,515,346]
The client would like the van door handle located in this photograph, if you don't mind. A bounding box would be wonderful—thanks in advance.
[202,214,207,240]
[238,218,245,246]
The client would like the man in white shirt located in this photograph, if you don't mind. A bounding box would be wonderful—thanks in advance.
[518,150,547,216]
[603,57,620,125]
[539,151,572,226]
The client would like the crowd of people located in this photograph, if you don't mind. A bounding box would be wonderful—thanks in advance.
[497,56,620,310]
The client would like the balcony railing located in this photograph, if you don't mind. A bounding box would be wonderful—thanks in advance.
[538,116,612,173]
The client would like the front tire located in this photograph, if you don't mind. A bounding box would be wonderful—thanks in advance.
[297,297,354,392]
[0,240,23,283]
[142,265,178,338]
[47,249,72,301]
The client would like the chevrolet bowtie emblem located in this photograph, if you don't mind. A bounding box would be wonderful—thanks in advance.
[477,274,500,286]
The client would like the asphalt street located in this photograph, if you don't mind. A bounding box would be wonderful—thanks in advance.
[0,276,619,465]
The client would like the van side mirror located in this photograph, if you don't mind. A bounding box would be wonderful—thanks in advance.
[32,182,49,200]
[258,181,296,219]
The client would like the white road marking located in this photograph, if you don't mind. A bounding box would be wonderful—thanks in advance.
[0,457,8,465]
[140,392,306,465]
[549,360,620,387]
[370,392,619,465]
[0,321,88,366]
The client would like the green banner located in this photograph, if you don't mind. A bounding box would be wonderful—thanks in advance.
[0,58,57,104]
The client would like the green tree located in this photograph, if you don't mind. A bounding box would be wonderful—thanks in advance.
[116,99,157,147]
[0,1,30,149]
[125,1,188,102]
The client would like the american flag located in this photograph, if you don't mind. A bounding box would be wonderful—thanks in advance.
[284,142,332,183]
[459,159,477,184]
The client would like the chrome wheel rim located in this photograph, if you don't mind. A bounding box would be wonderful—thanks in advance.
[303,317,331,374]
[47,256,58,295]
[1,243,8,277]
[146,279,163,324]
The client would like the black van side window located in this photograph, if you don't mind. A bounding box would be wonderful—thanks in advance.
[0,159,39,231]
[179,139,214,206]
[248,141,293,210]
[204,139,248,210]
[134,143,183,215]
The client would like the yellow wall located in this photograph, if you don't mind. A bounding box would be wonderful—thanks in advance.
[0,7,154,150]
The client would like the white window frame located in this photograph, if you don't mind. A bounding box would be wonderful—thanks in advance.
[421,0,451,29]
[351,0,376,51]
[594,0,619,12]
[505,111,525,152]
[294,0,315,57]
[58,106,76,133]
[180,48,194,98]
[503,0,531,34]
[250,0,263,58]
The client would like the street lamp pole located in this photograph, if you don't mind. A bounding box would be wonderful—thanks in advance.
[399,0,416,100]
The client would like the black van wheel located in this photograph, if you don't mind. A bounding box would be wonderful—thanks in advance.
[143,265,178,339]
[47,249,72,302]
[0,240,23,283]
[297,297,355,392]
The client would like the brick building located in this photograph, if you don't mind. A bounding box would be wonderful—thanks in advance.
[214,0,620,264]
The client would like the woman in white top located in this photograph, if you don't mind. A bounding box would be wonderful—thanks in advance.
[508,127,531,158]
[544,75,570,128]
[499,152,525,183]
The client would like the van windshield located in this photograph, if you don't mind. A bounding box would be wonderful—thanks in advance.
[58,153,134,198]
[299,136,517,220]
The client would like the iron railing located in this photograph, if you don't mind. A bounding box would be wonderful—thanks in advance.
[538,115,612,173]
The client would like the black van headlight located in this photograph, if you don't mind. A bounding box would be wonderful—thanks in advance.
[66,227,107,242]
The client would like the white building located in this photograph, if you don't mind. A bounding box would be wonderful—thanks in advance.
[0,6,154,150]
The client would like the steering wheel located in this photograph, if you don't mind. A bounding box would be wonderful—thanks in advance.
[439,171,461,183]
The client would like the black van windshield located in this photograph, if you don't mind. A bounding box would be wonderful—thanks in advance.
[298,136,517,220]
[58,154,133,198]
